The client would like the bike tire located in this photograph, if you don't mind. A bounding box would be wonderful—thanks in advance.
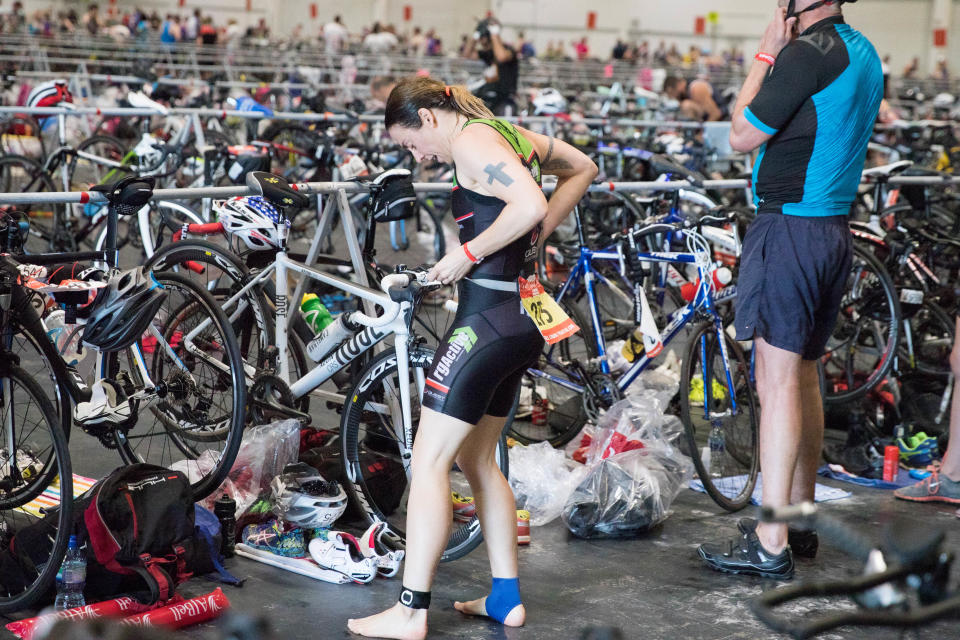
[340,345,508,563]
[0,155,65,254]
[109,271,246,501]
[679,321,759,512]
[822,245,901,405]
[509,300,600,447]
[0,364,73,614]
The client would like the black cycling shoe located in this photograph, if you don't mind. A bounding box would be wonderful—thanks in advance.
[738,517,819,559]
[698,520,794,579]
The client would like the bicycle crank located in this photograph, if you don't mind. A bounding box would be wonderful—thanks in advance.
[248,374,311,425]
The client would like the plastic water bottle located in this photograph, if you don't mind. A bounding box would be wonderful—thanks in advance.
[300,294,334,334]
[707,420,725,479]
[213,494,237,558]
[306,312,360,362]
[44,309,84,366]
[54,535,86,611]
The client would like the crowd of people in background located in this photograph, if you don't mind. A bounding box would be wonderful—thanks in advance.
[0,2,951,87]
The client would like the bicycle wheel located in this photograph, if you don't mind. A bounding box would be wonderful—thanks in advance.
[0,364,72,614]
[0,155,65,254]
[901,299,955,378]
[509,301,605,447]
[145,239,277,378]
[109,272,246,501]
[680,321,759,512]
[821,245,901,405]
[340,345,509,563]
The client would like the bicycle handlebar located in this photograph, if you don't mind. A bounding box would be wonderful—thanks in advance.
[346,271,441,329]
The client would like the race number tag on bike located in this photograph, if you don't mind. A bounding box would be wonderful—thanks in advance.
[518,275,579,344]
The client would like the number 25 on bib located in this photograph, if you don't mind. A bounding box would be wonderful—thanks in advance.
[518,275,579,344]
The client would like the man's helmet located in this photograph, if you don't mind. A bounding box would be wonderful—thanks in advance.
[532,88,568,115]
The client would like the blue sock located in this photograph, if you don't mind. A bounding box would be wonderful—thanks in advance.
[484,577,522,624]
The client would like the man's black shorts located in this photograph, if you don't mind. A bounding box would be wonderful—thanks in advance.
[734,213,852,360]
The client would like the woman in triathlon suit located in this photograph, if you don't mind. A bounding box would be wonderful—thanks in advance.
[348,76,597,640]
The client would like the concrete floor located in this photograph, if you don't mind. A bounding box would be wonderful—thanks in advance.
[4,219,960,639]
[4,428,959,640]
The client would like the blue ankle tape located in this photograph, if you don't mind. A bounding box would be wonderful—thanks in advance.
[485,577,521,624]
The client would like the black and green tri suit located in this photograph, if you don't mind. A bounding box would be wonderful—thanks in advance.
[422,119,545,424]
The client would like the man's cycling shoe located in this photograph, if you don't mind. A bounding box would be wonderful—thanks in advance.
[738,517,818,559]
[698,523,794,579]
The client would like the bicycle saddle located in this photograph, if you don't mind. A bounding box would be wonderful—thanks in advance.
[245,171,310,209]
[89,176,155,211]
[648,154,705,187]
[882,520,945,568]
[861,160,913,180]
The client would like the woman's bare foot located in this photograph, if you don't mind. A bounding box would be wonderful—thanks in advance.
[454,596,526,627]
[347,603,427,640]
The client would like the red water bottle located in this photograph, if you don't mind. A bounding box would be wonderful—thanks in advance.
[531,398,547,426]
[681,267,733,302]
[883,445,900,482]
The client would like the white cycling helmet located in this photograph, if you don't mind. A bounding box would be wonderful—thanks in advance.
[215,196,289,251]
[27,80,73,109]
[932,93,955,109]
[532,88,567,115]
[280,477,348,529]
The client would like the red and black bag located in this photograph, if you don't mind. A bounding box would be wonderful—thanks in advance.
[82,464,195,604]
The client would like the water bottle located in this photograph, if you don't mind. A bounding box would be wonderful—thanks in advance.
[300,294,334,334]
[621,328,645,363]
[680,267,733,303]
[54,535,86,611]
[306,312,360,362]
[44,309,84,366]
[213,494,237,558]
[707,420,725,479]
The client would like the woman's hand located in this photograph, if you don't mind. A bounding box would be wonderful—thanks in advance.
[427,245,475,285]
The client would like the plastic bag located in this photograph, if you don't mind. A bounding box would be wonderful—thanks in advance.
[560,397,693,538]
[508,442,589,526]
[561,446,693,538]
[173,419,301,516]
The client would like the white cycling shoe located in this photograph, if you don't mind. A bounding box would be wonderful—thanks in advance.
[74,379,132,426]
[358,522,405,578]
[307,532,378,584]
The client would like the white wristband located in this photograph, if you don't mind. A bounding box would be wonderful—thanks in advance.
[488,24,501,36]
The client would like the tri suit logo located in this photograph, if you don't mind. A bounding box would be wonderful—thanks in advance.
[424,326,478,396]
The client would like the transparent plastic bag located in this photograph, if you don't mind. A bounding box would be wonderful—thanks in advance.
[173,419,301,516]
[508,441,590,526]
[560,395,693,538]
[561,446,693,538]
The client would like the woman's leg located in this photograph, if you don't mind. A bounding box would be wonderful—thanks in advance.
[452,412,525,627]
[940,317,960,480]
[347,407,475,640]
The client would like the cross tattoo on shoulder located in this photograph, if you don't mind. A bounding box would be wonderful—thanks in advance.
[483,162,514,187]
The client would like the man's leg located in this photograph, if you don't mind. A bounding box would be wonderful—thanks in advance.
[790,360,824,504]
[753,337,804,554]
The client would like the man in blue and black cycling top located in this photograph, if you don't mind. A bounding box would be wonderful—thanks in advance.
[698,0,882,579]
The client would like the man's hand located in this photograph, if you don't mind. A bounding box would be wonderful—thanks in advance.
[759,7,798,58]
[427,246,475,285]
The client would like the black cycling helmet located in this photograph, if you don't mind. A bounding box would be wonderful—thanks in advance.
[786,0,857,20]
[369,169,417,222]
[81,267,167,352]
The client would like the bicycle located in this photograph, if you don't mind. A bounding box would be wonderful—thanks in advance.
[520,209,759,511]
[173,171,508,561]
[5,177,246,501]
[0,237,73,614]
[752,501,960,639]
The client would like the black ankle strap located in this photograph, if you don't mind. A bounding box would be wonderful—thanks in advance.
[399,587,431,609]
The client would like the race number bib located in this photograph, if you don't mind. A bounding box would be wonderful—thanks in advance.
[518,275,579,344]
